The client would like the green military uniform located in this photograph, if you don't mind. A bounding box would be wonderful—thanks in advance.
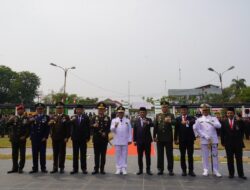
[49,102,71,173]
[91,102,111,174]
[153,101,176,175]
[7,105,30,173]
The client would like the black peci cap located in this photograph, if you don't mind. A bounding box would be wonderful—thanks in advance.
[139,107,147,111]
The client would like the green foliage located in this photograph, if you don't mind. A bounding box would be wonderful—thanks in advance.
[43,92,98,105]
[240,87,250,102]
[0,65,40,104]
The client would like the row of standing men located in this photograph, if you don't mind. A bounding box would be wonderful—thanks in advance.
[6,101,247,179]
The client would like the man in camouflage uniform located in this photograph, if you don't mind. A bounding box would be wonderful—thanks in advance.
[49,102,70,174]
[29,103,50,174]
[7,105,30,174]
[91,102,111,175]
[153,101,175,176]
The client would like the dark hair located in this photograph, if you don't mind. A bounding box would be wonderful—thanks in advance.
[237,112,242,118]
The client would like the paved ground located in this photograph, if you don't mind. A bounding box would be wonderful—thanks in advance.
[0,146,250,190]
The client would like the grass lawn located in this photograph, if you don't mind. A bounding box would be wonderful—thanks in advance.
[1,135,250,150]
[0,136,93,149]
[0,154,249,163]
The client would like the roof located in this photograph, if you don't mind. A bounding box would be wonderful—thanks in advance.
[195,84,220,89]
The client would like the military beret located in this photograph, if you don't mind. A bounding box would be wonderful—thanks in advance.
[139,107,147,111]
[75,104,84,109]
[96,102,107,109]
[55,102,64,108]
[200,103,211,110]
[116,106,125,113]
[180,105,188,109]
[35,103,45,109]
[16,104,25,110]
[227,107,235,112]
[161,100,169,106]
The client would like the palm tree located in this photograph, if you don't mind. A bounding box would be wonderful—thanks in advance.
[230,78,247,102]
[231,78,247,90]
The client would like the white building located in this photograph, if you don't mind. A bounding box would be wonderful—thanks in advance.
[168,84,222,100]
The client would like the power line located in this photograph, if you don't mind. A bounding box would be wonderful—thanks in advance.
[69,72,127,96]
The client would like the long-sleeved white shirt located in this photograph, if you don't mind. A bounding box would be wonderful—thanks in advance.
[193,115,221,144]
[110,117,132,145]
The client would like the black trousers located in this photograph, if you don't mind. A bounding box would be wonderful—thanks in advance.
[72,140,87,171]
[179,141,194,172]
[93,142,108,171]
[137,143,151,171]
[11,140,26,170]
[225,146,244,177]
[52,140,66,170]
[31,140,47,171]
[157,141,173,172]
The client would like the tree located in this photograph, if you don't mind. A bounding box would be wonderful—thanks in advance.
[0,66,40,104]
[11,71,40,104]
[230,78,247,102]
[145,97,154,105]
[0,66,16,103]
[231,78,247,91]
[240,87,250,102]
[42,92,98,105]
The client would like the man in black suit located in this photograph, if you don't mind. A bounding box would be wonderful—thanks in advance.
[70,104,90,174]
[174,105,196,177]
[221,107,247,179]
[133,107,153,175]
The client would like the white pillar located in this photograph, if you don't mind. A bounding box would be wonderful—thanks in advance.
[242,105,245,117]
[46,106,50,115]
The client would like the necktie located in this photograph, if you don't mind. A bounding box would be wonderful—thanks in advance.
[182,115,186,122]
[230,119,233,129]
[78,116,81,125]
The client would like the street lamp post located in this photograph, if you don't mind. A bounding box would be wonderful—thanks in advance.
[208,66,235,105]
[50,63,76,102]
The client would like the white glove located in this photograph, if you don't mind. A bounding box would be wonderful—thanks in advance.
[203,135,210,140]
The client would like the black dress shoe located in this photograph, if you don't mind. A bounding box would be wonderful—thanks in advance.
[18,169,23,174]
[82,170,88,174]
[239,176,247,180]
[41,169,48,173]
[169,171,174,176]
[136,171,143,175]
[188,171,196,177]
[229,175,234,179]
[7,170,18,174]
[182,172,187,176]
[100,170,106,175]
[92,170,99,175]
[146,171,153,175]
[60,169,64,174]
[70,171,78,175]
[29,170,38,174]
[157,171,163,175]
[50,169,58,174]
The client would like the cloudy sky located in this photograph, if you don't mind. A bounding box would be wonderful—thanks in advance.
[0,0,249,101]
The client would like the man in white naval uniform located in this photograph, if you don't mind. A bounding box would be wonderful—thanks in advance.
[110,106,132,175]
[193,104,222,177]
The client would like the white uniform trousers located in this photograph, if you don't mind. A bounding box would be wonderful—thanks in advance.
[115,145,128,170]
[201,144,219,172]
